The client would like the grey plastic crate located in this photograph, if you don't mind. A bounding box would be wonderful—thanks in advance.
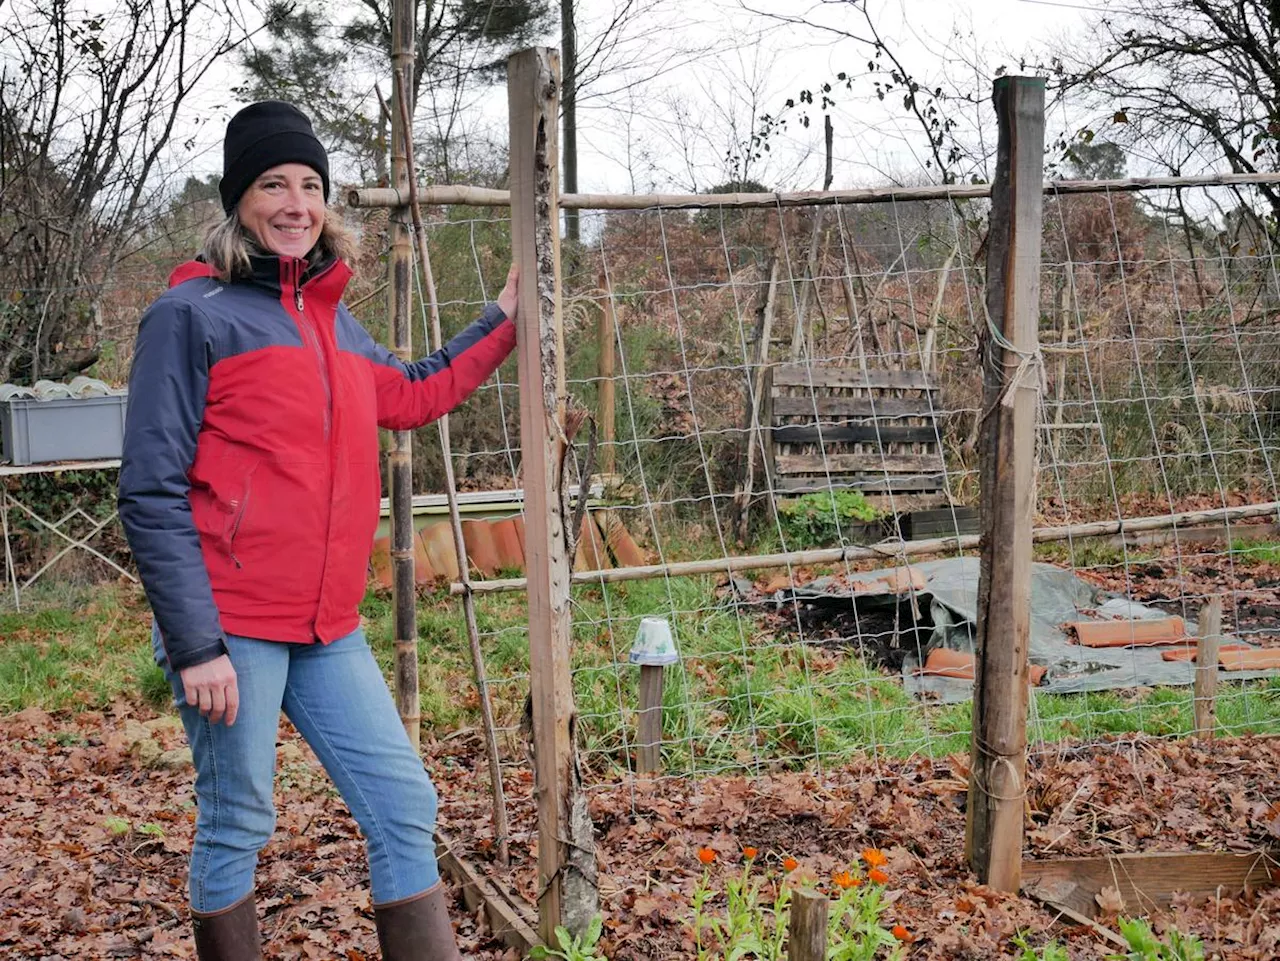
[0,393,128,466]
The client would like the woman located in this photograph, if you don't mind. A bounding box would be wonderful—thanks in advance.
[119,100,517,960]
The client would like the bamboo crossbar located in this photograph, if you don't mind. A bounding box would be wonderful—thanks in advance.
[448,500,1280,596]
[348,171,1280,212]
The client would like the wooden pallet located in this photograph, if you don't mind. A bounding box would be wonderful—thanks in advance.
[767,363,948,505]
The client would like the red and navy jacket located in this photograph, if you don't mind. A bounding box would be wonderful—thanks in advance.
[119,253,516,671]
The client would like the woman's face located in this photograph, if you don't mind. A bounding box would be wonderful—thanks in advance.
[237,163,326,260]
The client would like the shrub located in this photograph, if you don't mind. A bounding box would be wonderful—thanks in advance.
[777,490,883,549]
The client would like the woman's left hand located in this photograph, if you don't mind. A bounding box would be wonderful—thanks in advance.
[497,264,519,322]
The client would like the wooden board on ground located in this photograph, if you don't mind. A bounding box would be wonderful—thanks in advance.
[1022,850,1280,920]
[436,828,541,953]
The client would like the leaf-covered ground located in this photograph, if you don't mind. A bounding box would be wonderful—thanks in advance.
[0,703,510,961]
[439,732,1280,961]
[6,697,1279,959]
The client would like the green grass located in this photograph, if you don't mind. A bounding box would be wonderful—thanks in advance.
[1032,540,1156,570]
[1230,539,1280,565]
[0,585,163,713]
[7,578,1280,775]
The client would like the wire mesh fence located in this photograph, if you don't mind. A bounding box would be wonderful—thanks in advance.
[392,176,1280,855]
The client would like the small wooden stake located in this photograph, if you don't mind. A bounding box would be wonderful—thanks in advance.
[636,664,664,774]
[966,75,1045,893]
[787,888,828,961]
[1194,597,1223,739]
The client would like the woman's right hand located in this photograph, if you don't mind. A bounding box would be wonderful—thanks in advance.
[179,654,240,726]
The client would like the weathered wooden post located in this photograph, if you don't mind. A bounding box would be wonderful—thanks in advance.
[965,75,1044,892]
[388,0,419,747]
[1193,597,1223,738]
[787,888,829,961]
[509,46,598,941]
[597,271,616,480]
[629,616,678,775]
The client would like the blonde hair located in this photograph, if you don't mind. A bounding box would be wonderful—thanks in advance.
[201,210,359,281]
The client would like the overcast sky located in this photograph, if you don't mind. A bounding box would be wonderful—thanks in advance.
[563,0,1102,193]
[154,0,1111,198]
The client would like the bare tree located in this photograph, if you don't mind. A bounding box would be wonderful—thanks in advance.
[1056,0,1280,217]
[0,0,257,384]
[239,0,553,184]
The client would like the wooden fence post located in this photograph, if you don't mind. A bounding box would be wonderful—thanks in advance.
[1194,597,1223,738]
[508,46,599,941]
[388,0,419,748]
[965,75,1045,893]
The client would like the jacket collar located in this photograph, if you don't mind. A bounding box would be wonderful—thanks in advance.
[168,250,353,311]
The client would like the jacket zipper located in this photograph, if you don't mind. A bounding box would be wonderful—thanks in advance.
[228,478,252,570]
[292,259,332,439]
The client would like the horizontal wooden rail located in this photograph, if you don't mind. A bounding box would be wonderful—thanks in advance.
[448,500,1280,595]
[349,171,1280,211]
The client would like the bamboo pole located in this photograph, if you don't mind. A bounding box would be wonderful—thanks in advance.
[1193,597,1223,739]
[508,46,597,941]
[597,271,616,479]
[348,170,1280,212]
[448,500,1280,596]
[387,0,419,748]
[393,74,511,867]
[966,76,1044,893]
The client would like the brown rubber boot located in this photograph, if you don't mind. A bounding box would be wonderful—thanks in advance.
[191,892,263,960]
[374,883,464,961]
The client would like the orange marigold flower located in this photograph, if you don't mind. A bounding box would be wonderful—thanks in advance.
[868,867,890,885]
[861,848,888,868]
[892,924,914,942]
[697,847,716,865]
[832,870,856,889]
[742,846,758,860]
[782,856,799,872]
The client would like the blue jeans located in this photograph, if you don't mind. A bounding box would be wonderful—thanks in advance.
[156,626,440,912]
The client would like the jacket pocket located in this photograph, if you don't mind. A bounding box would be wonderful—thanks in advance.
[224,461,259,569]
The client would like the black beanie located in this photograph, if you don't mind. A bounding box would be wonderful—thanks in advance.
[219,101,330,213]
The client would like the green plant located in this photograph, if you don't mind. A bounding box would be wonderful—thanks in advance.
[826,880,902,961]
[777,491,883,549]
[104,817,130,836]
[1012,932,1070,961]
[1107,918,1204,961]
[528,916,607,961]
[1231,539,1280,565]
[689,852,904,961]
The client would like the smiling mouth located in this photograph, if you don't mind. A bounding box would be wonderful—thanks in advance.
[274,225,311,237]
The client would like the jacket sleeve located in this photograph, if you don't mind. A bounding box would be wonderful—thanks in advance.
[363,302,517,430]
[118,296,227,672]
